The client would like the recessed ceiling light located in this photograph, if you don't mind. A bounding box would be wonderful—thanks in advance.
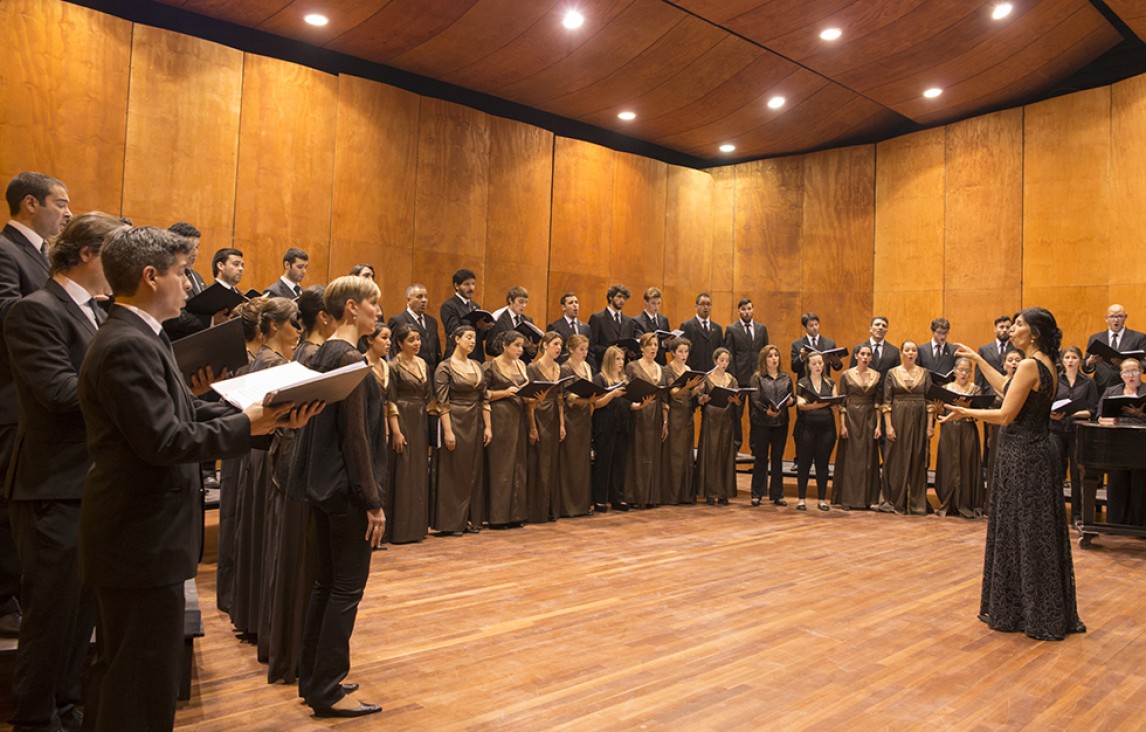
[991,3,1013,20]
[820,27,842,41]
[719,144,736,153]
[563,10,584,29]
[617,111,636,121]
[304,13,328,27]
[923,87,943,98]
[767,96,786,110]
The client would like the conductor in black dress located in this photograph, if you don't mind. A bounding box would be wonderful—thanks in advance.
[588,283,632,367]
[916,317,955,375]
[388,282,441,371]
[630,287,671,364]
[77,227,314,732]
[440,268,491,361]
[0,171,72,639]
[723,297,768,448]
[4,212,123,732]
[264,247,309,299]
[680,292,723,372]
[850,315,900,378]
[486,286,539,362]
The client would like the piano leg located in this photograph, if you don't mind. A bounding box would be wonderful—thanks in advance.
[1078,465,1100,548]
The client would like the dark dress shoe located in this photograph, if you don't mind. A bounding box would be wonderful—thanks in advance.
[705,497,716,505]
[818,503,830,512]
[750,498,761,506]
[840,505,851,511]
[313,702,382,718]
[717,498,729,505]
[594,503,608,513]
[772,499,788,507]
[612,502,630,511]
[465,526,481,534]
[797,503,807,511]
[341,683,359,694]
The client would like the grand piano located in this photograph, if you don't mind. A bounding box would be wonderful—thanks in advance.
[1075,422,1146,547]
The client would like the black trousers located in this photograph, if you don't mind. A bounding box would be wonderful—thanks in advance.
[731,399,746,448]
[9,500,94,732]
[0,423,21,617]
[591,431,629,506]
[298,498,372,710]
[1050,429,1081,515]
[87,582,185,732]
[750,423,788,502]
[797,420,836,502]
[1106,469,1146,526]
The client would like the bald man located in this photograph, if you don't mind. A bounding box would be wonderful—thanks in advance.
[1084,304,1146,392]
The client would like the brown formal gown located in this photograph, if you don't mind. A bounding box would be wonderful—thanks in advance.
[483,359,529,526]
[833,368,882,510]
[527,360,564,523]
[697,373,739,501]
[624,360,666,506]
[369,359,392,539]
[216,348,256,614]
[387,356,432,543]
[935,383,984,518]
[662,361,697,505]
[558,361,593,517]
[879,367,934,515]
[433,358,489,532]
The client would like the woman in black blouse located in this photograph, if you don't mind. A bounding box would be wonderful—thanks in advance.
[591,345,630,512]
[288,276,386,718]
[1049,345,1098,517]
[748,345,793,507]
[794,352,837,511]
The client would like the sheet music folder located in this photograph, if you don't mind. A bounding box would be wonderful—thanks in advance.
[171,317,247,385]
[211,360,371,410]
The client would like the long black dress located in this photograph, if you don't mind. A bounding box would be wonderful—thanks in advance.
[980,359,1085,641]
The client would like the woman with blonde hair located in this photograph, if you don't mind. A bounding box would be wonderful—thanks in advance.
[591,346,630,512]
[559,333,594,516]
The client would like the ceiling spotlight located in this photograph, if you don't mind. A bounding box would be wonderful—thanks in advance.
[991,3,1013,20]
[923,87,943,98]
[304,13,328,26]
[617,111,636,121]
[820,27,842,41]
[767,96,786,110]
[563,10,585,29]
[719,144,736,153]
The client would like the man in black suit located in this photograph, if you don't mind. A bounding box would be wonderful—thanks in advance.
[975,314,1016,394]
[630,287,671,364]
[850,315,900,377]
[4,212,124,732]
[161,222,214,341]
[588,283,632,366]
[211,247,245,291]
[1084,303,1146,392]
[264,246,309,299]
[440,268,491,361]
[77,227,311,732]
[916,317,955,375]
[388,283,441,370]
[486,286,539,362]
[680,292,723,372]
[547,291,589,363]
[0,171,72,638]
[790,312,842,381]
[724,297,769,447]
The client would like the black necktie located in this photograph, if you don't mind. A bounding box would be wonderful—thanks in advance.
[570,319,578,335]
[87,298,105,326]
[512,315,519,328]
[1112,333,1119,352]
[811,337,818,351]
[874,343,881,362]
[293,284,302,298]
[614,312,620,328]
[417,315,425,331]
[746,322,753,341]
[703,320,709,334]
[40,241,49,262]
[159,330,173,352]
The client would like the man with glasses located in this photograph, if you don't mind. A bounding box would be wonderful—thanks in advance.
[1085,304,1146,392]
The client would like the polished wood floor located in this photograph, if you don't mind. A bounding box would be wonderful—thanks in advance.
[174,475,1144,731]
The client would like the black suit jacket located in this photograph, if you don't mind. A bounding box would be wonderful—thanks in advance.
[3,279,99,500]
[791,335,841,380]
[548,316,591,367]
[916,341,955,376]
[680,317,723,371]
[162,268,210,341]
[440,294,486,361]
[588,308,632,367]
[78,306,250,589]
[724,319,769,385]
[0,224,51,426]
[975,339,1017,393]
[1084,328,1146,393]
[486,310,538,363]
[388,310,442,371]
[264,277,301,300]
[850,340,901,376]
[630,311,671,364]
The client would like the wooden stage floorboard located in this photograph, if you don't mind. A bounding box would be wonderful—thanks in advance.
[176,476,1145,731]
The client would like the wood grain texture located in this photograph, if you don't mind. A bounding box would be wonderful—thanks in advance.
[550,137,615,279]
[609,153,667,299]
[0,0,131,215]
[233,54,338,290]
[732,158,803,296]
[1021,286,1110,355]
[664,165,716,328]
[874,128,946,295]
[707,166,737,326]
[330,75,420,317]
[1106,0,1146,39]
[122,25,242,280]
[944,288,1021,350]
[1110,75,1146,289]
[1022,87,1111,291]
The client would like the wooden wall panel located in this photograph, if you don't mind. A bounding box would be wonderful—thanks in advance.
[1022,88,1111,292]
[1111,75,1146,290]
[0,0,130,215]
[485,117,553,325]
[330,75,420,317]
[664,166,716,329]
[943,289,1022,353]
[1023,286,1111,355]
[122,25,242,281]
[609,153,667,311]
[704,166,737,328]
[233,54,338,290]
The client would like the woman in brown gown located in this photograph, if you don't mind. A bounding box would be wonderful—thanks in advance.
[387,323,433,543]
[624,332,667,508]
[834,343,882,511]
[697,347,741,505]
[360,321,392,538]
[935,357,984,518]
[879,341,935,515]
[483,331,529,528]
[434,325,491,535]
[663,337,703,505]
[558,334,593,517]
[527,332,567,522]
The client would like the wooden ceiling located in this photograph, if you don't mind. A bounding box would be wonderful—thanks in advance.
[152,0,1134,163]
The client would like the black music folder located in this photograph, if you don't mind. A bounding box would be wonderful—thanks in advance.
[669,368,709,389]
[516,319,545,343]
[565,378,625,399]
[655,329,685,340]
[926,384,994,409]
[171,317,247,386]
[185,282,247,316]
[611,338,641,357]
[814,346,849,360]
[798,383,845,406]
[766,392,792,411]
[622,377,663,401]
[929,368,956,385]
[1087,340,1146,363]
[707,385,756,406]
[461,309,496,327]
[1052,397,1090,416]
[1099,393,1146,418]
[516,375,576,399]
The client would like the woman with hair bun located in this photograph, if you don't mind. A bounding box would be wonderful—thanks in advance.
[945,307,1085,641]
[387,321,433,542]
[526,331,567,522]
[483,330,529,528]
[558,333,594,517]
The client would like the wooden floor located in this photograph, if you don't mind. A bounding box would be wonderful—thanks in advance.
[168,475,1144,730]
